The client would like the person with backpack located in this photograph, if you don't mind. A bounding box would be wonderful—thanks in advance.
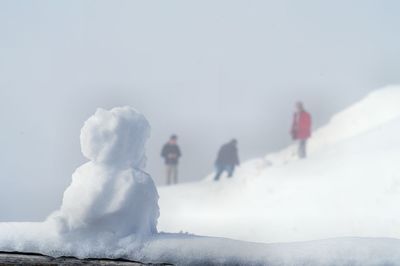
[214,139,240,181]
[161,135,181,185]
[291,102,312,159]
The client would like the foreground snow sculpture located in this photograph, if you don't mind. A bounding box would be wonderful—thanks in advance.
[0,107,160,258]
[51,107,159,238]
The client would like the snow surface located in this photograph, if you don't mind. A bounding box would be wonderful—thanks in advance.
[139,235,400,265]
[2,87,400,265]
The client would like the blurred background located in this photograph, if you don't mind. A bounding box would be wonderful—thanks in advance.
[0,0,400,221]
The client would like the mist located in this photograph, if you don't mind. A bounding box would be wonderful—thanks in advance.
[1,0,400,221]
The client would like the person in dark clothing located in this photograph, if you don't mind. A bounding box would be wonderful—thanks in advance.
[161,135,181,185]
[214,139,240,181]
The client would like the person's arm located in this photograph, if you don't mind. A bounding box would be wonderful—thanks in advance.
[290,113,297,139]
[177,146,181,158]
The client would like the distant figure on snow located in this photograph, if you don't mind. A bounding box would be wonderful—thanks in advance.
[214,139,240,181]
[291,102,312,159]
[161,135,181,185]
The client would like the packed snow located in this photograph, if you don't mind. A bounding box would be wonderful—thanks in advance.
[1,87,400,265]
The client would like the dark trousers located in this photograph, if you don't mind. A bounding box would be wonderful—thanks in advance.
[214,164,235,181]
[298,140,307,159]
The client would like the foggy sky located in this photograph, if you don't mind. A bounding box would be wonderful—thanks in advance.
[1,0,400,221]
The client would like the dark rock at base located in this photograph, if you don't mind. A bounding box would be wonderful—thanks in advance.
[0,251,173,265]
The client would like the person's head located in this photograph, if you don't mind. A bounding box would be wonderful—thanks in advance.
[229,139,237,146]
[296,101,304,112]
[169,134,178,144]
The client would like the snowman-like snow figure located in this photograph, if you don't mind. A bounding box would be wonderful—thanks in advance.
[52,107,159,238]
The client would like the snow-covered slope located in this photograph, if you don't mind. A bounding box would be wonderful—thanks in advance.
[264,85,400,165]
[158,85,400,243]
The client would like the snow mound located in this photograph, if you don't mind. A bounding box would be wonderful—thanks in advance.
[0,107,159,255]
[309,85,400,151]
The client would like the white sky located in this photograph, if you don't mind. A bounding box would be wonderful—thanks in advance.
[0,0,400,221]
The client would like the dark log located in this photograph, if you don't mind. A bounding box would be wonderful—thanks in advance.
[0,251,173,265]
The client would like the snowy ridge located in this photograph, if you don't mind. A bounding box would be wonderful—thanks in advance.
[264,85,400,166]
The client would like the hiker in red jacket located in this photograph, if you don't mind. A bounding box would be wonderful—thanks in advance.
[291,102,312,159]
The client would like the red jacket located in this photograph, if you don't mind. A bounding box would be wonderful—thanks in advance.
[291,111,312,140]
